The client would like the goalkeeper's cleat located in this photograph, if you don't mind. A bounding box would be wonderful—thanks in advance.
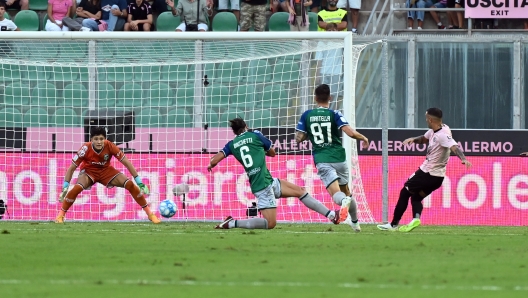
[215,216,234,229]
[377,223,397,231]
[350,221,361,233]
[58,187,68,202]
[148,213,161,224]
[338,197,352,223]
[399,219,421,233]
[55,215,65,224]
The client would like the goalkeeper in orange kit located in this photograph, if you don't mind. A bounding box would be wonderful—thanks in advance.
[55,126,160,224]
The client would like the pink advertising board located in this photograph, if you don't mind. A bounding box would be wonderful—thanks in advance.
[0,154,527,225]
[465,1,528,19]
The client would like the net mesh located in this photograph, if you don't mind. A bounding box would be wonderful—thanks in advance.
[0,37,374,223]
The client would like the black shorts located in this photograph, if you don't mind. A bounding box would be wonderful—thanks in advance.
[404,169,444,196]
[447,0,464,8]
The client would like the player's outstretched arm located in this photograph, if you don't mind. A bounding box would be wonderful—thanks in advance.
[341,126,369,149]
[404,135,429,145]
[266,147,276,157]
[59,163,78,202]
[450,145,472,169]
[208,152,226,172]
[295,131,307,143]
[120,156,150,195]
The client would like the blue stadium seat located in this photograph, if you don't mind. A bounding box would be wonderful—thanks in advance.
[24,107,50,127]
[137,108,164,127]
[167,108,193,128]
[53,108,80,127]
[97,83,117,108]
[0,107,23,127]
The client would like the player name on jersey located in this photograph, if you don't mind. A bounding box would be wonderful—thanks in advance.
[233,138,253,149]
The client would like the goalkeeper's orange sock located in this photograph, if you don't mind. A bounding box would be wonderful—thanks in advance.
[58,184,84,217]
[124,180,152,215]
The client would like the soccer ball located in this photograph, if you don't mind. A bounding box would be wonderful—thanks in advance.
[159,199,177,218]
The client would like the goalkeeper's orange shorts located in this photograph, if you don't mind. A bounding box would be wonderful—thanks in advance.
[79,166,122,188]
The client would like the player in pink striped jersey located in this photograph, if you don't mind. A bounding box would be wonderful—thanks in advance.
[378,107,472,232]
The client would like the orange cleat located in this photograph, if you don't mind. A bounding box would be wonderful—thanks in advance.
[148,213,161,224]
[55,215,65,224]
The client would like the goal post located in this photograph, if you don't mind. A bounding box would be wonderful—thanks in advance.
[0,32,374,223]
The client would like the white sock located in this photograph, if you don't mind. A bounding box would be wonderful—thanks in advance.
[327,210,336,220]
[407,27,412,29]
[228,220,236,228]
[417,27,422,30]
[437,22,442,26]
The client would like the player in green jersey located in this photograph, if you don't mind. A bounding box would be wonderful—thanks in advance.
[295,84,369,232]
[208,118,342,229]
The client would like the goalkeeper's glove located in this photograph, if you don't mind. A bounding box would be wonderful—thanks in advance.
[59,181,69,202]
[134,176,150,195]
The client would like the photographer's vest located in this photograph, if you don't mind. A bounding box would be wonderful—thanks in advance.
[317,9,348,31]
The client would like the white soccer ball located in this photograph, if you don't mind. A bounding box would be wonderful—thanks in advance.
[159,199,177,218]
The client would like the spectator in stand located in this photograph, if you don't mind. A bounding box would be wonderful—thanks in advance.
[45,0,75,31]
[0,2,20,31]
[151,0,168,13]
[239,0,267,31]
[428,0,448,29]
[446,0,464,29]
[218,0,240,28]
[405,0,428,30]
[62,0,101,31]
[4,0,28,11]
[271,0,288,13]
[166,0,213,32]
[336,0,359,33]
[286,0,312,31]
[82,0,128,31]
[125,0,153,31]
[310,0,321,13]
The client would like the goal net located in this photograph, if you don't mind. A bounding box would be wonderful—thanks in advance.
[0,32,375,223]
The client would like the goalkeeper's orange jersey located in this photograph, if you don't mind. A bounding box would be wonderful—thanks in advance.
[72,140,125,170]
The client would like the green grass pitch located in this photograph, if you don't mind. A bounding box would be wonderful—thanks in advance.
[1,222,527,298]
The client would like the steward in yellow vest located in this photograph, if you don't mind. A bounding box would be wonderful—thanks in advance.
[317,0,348,31]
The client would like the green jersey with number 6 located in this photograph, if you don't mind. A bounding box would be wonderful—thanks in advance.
[296,107,349,164]
[221,130,274,193]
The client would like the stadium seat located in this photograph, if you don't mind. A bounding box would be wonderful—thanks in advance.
[156,12,180,31]
[219,108,246,127]
[137,108,164,127]
[204,84,230,110]
[31,82,58,107]
[188,63,215,81]
[204,109,220,127]
[230,84,257,110]
[261,84,289,109]
[23,107,49,127]
[161,64,189,83]
[0,108,23,127]
[97,83,117,108]
[13,10,39,31]
[3,12,9,20]
[60,42,88,60]
[16,42,59,60]
[268,12,290,31]
[63,83,88,107]
[117,83,144,108]
[166,108,193,128]
[246,60,271,84]
[247,109,278,128]
[4,82,31,106]
[308,12,318,31]
[0,64,21,82]
[174,83,195,108]
[29,0,49,11]
[212,12,238,31]
[51,66,80,82]
[146,83,174,107]
[134,65,161,82]
[101,65,134,82]
[53,108,80,127]
[214,61,246,84]
[23,65,51,82]
[272,60,301,83]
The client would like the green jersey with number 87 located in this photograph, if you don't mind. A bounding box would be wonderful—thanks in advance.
[296,107,349,164]
[221,130,274,193]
